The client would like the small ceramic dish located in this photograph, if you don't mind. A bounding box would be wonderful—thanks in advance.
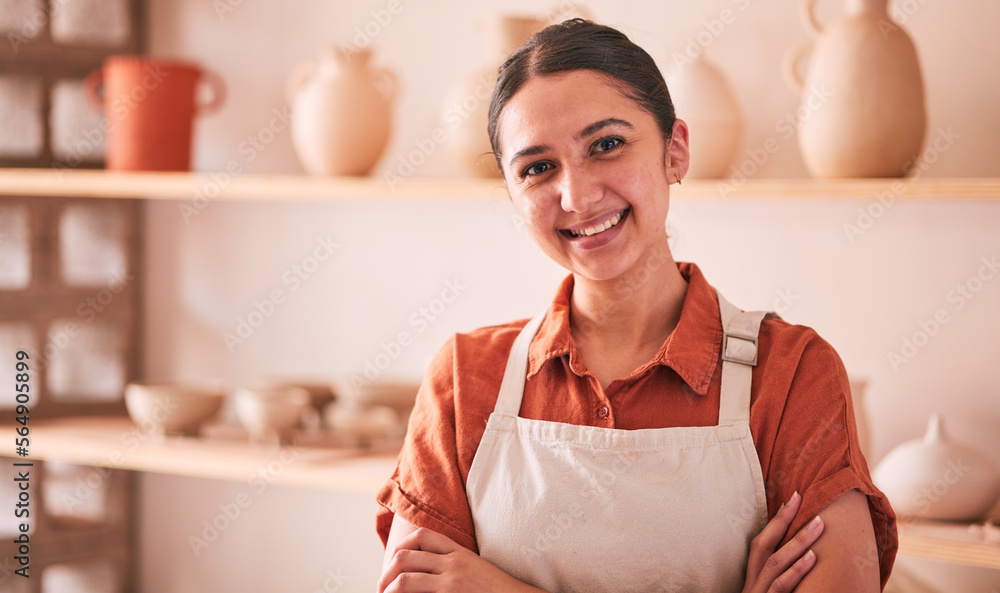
[124,381,226,438]
[233,386,311,444]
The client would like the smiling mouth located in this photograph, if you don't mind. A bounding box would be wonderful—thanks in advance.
[563,208,630,238]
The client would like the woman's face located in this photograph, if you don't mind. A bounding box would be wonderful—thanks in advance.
[496,70,689,283]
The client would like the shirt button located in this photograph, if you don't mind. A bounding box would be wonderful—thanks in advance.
[597,405,609,418]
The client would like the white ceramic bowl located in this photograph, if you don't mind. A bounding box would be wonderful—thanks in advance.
[234,386,311,443]
[332,380,419,423]
[124,382,226,437]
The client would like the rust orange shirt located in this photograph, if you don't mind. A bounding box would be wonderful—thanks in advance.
[376,262,897,585]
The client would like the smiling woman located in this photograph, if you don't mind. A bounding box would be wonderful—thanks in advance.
[376,19,896,593]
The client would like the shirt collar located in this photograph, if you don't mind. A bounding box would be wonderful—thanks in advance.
[526,262,722,396]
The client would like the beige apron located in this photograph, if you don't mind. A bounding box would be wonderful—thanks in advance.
[466,290,769,593]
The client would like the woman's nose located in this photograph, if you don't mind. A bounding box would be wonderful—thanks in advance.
[558,166,603,213]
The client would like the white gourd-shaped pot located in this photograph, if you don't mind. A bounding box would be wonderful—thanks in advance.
[667,55,744,179]
[288,47,397,176]
[784,0,927,178]
[444,15,546,178]
[872,413,1000,521]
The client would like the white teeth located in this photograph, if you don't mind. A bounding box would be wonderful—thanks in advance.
[571,210,624,237]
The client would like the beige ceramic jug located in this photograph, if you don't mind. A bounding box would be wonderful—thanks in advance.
[288,47,397,176]
[667,55,744,179]
[785,0,926,178]
[443,15,546,178]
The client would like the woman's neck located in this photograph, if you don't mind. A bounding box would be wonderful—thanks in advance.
[569,240,688,353]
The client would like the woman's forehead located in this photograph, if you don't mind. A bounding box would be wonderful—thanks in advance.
[496,70,647,147]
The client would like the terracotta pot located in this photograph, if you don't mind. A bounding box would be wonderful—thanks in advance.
[85,56,225,171]
[667,55,744,179]
[444,15,546,178]
[872,413,1000,521]
[288,47,397,176]
[784,0,926,178]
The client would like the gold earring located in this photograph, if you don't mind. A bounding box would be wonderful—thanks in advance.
[676,178,682,186]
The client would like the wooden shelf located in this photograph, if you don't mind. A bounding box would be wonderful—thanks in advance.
[897,517,1000,570]
[3,417,396,493]
[0,168,997,201]
[7,418,1000,567]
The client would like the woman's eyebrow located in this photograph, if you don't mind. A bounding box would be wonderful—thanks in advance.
[507,118,635,169]
[577,117,634,140]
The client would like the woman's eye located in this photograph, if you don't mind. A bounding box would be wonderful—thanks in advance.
[592,137,624,154]
[521,162,552,177]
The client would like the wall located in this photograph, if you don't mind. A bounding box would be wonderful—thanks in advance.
[141,0,1000,592]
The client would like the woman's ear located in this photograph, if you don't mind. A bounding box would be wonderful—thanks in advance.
[666,119,691,184]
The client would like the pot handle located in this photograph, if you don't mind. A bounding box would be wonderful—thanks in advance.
[802,0,825,35]
[374,68,399,104]
[782,43,812,94]
[197,68,227,115]
[83,68,105,113]
[286,61,318,105]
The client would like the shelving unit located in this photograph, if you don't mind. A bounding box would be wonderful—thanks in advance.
[6,416,1000,570]
[3,417,396,493]
[1,168,999,201]
[3,168,998,577]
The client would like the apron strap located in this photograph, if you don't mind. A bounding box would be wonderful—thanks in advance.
[715,289,767,426]
[493,311,548,417]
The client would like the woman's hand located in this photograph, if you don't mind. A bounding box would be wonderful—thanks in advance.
[742,491,824,593]
[378,526,544,593]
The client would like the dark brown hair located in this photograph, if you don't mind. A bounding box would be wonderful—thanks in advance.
[487,19,677,170]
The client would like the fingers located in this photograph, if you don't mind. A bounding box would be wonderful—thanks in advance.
[378,548,441,593]
[747,491,802,579]
[378,528,461,593]
[397,526,461,555]
[754,513,825,592]
[767,550,816,593]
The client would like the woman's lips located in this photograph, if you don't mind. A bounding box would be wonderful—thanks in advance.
[559,207,630,249]
[560,207,630,239]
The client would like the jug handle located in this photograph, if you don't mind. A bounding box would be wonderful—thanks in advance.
[286,61,318,105]
[782,43,811,94]
[83,68,105,113]
[375,68,399,103]
[802,0,825,35]
[197,68,227,115]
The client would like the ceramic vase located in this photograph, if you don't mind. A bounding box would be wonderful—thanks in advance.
[785,0,926,178]
[444,15,546,178]
[288,47,397,176]
[84,57,226,171]
[667,55,744,179]
[872,413,1000,521]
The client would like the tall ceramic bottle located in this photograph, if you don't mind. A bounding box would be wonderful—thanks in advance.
[785,0,926,178]
[666,55,744,179]
[288,47,397,176]
[443,15,546,178]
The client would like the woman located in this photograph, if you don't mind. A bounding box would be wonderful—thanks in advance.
[377,19,896,593]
